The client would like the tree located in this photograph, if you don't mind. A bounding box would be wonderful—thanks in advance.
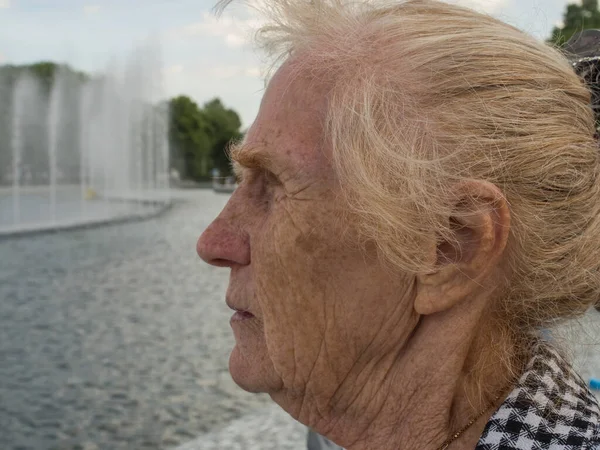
[550,0,600,45]
[168,95,213,180]
[166,97,244,181]
[202,98,243,178]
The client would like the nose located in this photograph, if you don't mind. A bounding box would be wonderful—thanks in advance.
[197,216,250,267]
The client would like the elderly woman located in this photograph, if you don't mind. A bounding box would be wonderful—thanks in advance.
[196,0,600,448]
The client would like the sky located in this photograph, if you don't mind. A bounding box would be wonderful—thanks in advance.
[0,0,577,128]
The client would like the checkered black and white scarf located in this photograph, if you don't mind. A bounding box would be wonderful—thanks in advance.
[476,343,600,449]
[308,343,600,450]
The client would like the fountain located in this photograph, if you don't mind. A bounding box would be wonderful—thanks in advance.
[0,41,171,235]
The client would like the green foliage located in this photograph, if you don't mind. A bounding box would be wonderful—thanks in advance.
[550,0,600,45]
[202,98,243,178]
[168,96,212,180]
[0,62,87,94]
[168,96,243,181]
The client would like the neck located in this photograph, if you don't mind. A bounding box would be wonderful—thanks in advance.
[292,299,516,450]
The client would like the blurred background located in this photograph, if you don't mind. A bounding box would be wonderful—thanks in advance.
[1,1,600,449]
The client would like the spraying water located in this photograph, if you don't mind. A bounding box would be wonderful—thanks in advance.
[10,79,24,225]
[47,70,62,224]
[1,40,170,231]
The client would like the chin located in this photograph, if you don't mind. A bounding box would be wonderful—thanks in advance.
[228,344,280,394]
[229,346,264,393]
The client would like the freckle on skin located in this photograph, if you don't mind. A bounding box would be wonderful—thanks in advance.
[295,231,321,254]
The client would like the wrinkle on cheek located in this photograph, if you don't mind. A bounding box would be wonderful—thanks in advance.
[255,209,332,390]
[255,192,368,396]
[281,201,332,259]
[254,219,297,370]
[286,178,324,200]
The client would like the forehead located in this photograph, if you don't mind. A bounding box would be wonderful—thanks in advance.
[243,60,330,173]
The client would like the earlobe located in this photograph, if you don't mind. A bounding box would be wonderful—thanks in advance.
[414,181,510,316]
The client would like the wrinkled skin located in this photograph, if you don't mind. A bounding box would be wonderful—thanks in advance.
[197,59,511,450]
[198,61,416,403]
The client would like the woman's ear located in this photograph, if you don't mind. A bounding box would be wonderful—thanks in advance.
[414,180,510,315]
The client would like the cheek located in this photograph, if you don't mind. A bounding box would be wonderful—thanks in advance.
[249,199,416,391]
[252,204,333,384]
[254,200,331,304]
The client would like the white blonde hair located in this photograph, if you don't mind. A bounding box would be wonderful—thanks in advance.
[219,0,600,376]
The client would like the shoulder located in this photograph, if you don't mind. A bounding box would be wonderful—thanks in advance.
[307,429,345,450]
[477,343,600,449]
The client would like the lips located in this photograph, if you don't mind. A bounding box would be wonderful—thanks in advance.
[226,298,255,318]
[229,306,255,323]
[232,310,255,320]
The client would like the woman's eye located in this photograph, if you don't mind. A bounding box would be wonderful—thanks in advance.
[263,170,280,186]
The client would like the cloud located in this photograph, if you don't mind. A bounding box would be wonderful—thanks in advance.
[244,66,261,77]
[83,5,101,16]
[207,65,262,79]
[225,33,246,48]
[163,62,260,86]
[452,0,509,14]
[165,64,184,75]
[171,12,263,48]
[173,0,511,48]
[0,0,10,9]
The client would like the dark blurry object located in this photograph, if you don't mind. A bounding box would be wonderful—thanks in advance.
[566,31,600,315]
[564,29,600,59]
[565,30,600,126]
[549,1,600,46]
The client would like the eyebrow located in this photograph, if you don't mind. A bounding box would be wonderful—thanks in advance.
[229,141,275,177]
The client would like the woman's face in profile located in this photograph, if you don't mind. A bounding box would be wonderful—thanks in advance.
[197,61,420,409]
